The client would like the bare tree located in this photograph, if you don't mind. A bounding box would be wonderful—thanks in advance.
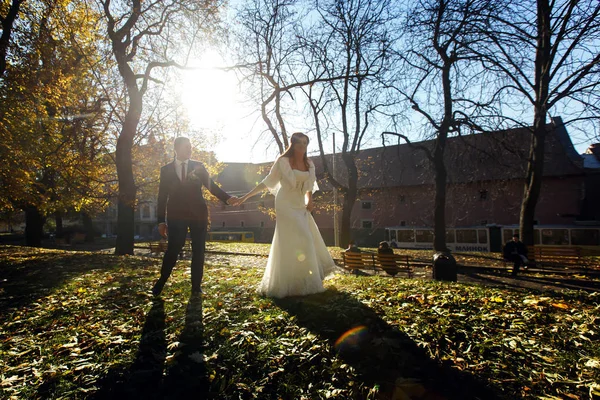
[383,0,499,252]
[472,0,600,246]
[296,0,396,247]
[232,0,301,153]
[232,0,393,248]
[99,0,221,254]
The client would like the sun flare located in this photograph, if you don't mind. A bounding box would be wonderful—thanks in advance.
[180,50,242,130]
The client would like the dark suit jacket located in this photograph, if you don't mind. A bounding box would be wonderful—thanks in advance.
[157,160,231,224]
[503,240,528,259]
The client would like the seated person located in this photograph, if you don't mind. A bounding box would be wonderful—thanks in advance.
[377,241,398,275]
[377,241,394,255]
[345,240,361,253]
[503,233,529,276]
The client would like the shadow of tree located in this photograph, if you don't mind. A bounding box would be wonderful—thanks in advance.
[274,289,503,400]
[0,248,156,314]
[459,266,600,297]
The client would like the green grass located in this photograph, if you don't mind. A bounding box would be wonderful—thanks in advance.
[1,245,599,399]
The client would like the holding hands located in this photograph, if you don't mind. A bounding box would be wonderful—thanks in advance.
[228,195,248,207]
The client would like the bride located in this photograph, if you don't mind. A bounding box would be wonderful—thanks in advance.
[235,132,336,298]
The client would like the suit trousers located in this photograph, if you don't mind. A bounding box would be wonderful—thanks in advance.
[159,219,208,290]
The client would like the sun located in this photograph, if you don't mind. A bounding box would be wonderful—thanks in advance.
[180,49,243,131]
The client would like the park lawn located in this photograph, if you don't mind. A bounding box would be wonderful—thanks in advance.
[1,245,599,399]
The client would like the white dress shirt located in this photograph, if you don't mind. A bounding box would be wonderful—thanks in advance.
[175,159,189,182]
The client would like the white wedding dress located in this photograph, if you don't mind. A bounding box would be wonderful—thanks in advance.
[258,156,336,298]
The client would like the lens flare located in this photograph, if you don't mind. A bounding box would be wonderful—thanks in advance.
[334,325,368,352]
[297,251,306,262]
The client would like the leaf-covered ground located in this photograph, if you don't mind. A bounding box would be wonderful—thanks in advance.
[1,245,599,399]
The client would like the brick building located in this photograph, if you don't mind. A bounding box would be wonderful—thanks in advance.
[211,118,598,247]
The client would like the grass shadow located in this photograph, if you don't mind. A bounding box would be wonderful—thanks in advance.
[274,289,503,400]
[0,246,156,314]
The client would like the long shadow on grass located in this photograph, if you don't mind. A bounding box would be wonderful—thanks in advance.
[0,246,155,315]
[92,298,167,399]
[163,295,209,398]
[93,295,207,399]
[274,289,503,400]
[460,268,600,294]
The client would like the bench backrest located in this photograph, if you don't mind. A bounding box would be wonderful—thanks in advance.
[342,252,376,269]
[342,252,410,269]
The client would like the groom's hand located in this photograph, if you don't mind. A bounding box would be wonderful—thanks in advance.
[158,223,168,238]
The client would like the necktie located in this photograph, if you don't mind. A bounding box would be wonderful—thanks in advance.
[181,162,186,182]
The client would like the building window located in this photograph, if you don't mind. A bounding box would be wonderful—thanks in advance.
[260,221,265,228]
[362,219,373,229]
[240,221,245,227]
[240,204,245,210]
[399,195,405,203]
[222,221,226,227]
[400,220,406,226]
[480,220,488,225]
[361,201,372,210]
[479,190,488,200]
[142,205,150,218]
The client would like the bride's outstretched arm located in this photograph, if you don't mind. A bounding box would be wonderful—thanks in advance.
[239,183,267,204]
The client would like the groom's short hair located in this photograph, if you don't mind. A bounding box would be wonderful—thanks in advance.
[173,136,189,151]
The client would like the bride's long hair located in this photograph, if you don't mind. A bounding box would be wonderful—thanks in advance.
[280,132,310,169]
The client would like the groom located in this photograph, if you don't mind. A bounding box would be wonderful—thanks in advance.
[152,136,238,296]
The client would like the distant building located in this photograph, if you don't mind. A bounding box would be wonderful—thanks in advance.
[91,118,598,247]
[210,117,598,247]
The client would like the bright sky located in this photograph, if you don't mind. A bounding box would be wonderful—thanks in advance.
[178,48,299,164]
[177,50,596,165]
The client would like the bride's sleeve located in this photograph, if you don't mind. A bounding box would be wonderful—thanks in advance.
[260,158,284,194]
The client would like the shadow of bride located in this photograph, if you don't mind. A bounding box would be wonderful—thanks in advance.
[273,289,502,400]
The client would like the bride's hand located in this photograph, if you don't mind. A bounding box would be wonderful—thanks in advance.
[306,199,314,212]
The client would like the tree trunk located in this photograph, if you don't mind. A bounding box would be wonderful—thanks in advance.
[82,212,94,243]
[432,142,448,252]
[111,37,143,255]
[519,116,547,246]
[114,118,138,255]
[339,153,359,248]
[519,0,551,247]
[55,212,63,238]
[431,56,453,252]
[25,205,45,247]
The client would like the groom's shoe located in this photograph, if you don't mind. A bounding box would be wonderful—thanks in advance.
[191,287,203,296]
[152,280,165,297]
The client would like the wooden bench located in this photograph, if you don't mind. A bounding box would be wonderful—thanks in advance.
[502,246,594,271]
[342,252,413,277]
[71,232,86,244]
[149,241,168,255]
[530,246,588,269]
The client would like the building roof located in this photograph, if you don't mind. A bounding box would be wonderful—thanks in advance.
[216,117,585,191]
